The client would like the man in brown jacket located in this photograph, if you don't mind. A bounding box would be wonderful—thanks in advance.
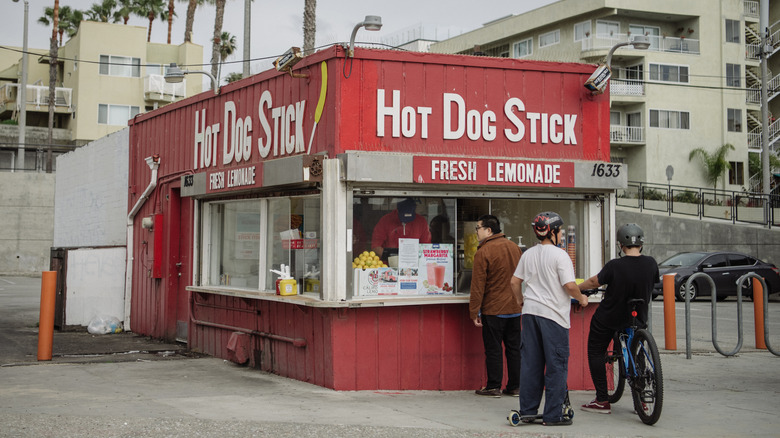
[469,214,523,397]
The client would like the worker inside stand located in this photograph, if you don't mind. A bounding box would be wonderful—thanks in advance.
[372,198,432,262]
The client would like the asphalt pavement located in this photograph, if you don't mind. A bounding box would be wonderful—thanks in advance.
[1,275,779,437]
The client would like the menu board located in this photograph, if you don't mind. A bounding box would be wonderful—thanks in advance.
[354,240,454,296]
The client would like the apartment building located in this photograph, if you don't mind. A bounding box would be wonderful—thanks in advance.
[0,21,203,170]
[431,0,780,191]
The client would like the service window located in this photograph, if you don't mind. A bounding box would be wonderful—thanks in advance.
[351,195,590,298]
[205,199,262,288]
[201,195,322,295]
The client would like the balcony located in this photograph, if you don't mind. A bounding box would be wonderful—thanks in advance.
[610,79,644,96]
[0,83,73,113]
[144,74,185,102]
[747,118,780,151]
[581,34,700,55]
[610,125,645,145]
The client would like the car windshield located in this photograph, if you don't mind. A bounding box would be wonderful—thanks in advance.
[659,252,707,267]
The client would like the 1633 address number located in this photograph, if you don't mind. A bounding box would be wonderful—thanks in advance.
[591,163,621,177]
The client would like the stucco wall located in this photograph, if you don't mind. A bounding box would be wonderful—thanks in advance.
[0,172,55,275]
[53,128,129,247]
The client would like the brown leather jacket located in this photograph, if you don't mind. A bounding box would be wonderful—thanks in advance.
[469,233,523,320]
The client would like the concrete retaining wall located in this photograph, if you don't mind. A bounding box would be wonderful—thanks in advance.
[617,208,780,265]
[0,172,55,275]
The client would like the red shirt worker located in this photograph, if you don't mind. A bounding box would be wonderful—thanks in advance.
[372,198,431,261]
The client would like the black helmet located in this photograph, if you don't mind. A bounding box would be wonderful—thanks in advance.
[532,211,564,240]
[617,223,644,247]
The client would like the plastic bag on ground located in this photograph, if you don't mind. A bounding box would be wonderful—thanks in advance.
[87,315,123,335]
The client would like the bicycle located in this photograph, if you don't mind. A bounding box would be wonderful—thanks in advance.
[585,290,664,425]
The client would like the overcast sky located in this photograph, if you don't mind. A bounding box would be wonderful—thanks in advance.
[1,0,557,82]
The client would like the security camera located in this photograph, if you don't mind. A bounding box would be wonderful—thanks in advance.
[584,64,612,94]
[274,47,303,72]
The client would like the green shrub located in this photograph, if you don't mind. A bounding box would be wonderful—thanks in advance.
[1,119,18,125]
[673,190,699,203]
[642,188,667,201]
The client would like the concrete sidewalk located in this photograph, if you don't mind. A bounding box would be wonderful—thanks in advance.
[2,275,779,437]
[1,353,779,437]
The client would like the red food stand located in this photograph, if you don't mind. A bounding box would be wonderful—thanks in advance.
[126,46,622,390]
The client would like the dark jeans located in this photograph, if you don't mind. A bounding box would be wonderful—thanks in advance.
[587,317,617,402]
[481,314,521,390]
[519,314,569,423]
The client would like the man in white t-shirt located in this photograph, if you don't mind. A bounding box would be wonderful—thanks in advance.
[510,211,588,426]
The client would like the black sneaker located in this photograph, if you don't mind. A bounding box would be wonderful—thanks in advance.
[502,388,520,397]
[474,387,501,397]
[543,418,573,426]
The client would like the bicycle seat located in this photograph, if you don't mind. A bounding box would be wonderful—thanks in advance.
[627,298,645,308]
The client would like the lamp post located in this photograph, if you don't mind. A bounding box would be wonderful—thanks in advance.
[12,0,28,171]
[164,63,219,95]
[584,35,650,94]
[346,15,383,57]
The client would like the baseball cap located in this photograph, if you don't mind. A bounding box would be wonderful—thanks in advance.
[397,198,417,223]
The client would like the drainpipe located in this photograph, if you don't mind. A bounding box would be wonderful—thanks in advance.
[124,155,160,331]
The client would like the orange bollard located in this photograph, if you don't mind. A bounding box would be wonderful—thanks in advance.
[37,271,57,361]
[662,274,677,350]
[753,277,766,350]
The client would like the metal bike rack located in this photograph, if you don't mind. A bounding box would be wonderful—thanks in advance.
[683,274,728,358]
[736,273,779,357]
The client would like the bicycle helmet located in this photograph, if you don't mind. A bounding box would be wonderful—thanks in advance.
[616,223,644,247]
[532,211,564,243]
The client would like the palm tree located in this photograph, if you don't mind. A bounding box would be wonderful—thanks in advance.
[166,0,175,44]
[86,0,117,22]
[217,31,236,84]
[303,0,316,55]
[113,0,134,24]
[210,0,227,81]
[224,72,243,84]
[39,6,83,45]
[134,0,168,42]
[183,0,213,43]
[688,143,736,190]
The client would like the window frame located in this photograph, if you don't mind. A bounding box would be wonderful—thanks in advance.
[649,109,690,129]
[99,54,142,78]
[539,29,560,48]
[725,19,740,43]
[727,108,742,132]
[513,38,533,58]
[728,161,744,185]
[574,21,591,42]
[648,63,690,83]
[726,63,741,87]
[97,103,140,125]
[596,20,620,37]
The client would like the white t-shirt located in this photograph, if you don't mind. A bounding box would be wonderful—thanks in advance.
[513,243,576,329]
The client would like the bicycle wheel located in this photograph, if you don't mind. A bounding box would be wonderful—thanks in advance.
[606,333,625,404]
[630,329,663,425]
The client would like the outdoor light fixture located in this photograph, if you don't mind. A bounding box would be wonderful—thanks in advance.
[164,63,219,95]
[584,35,650,94]
[346,15,383,57]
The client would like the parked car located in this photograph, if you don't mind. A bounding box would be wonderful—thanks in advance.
[652,251,780,301]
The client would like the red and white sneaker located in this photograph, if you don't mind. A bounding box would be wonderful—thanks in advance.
[581,399,611,414]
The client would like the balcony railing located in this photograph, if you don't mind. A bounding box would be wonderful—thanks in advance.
[581,33,700,55]
[610,79,644,96]
[748,118,780,150]
[747,73,780,104]
[744,0,759,18]
[144,74,185,101]
[0,83,73,111]
[617,180,780,227]
[610,125,644,144]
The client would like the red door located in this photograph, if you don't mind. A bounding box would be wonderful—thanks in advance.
[165,186,192,342]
